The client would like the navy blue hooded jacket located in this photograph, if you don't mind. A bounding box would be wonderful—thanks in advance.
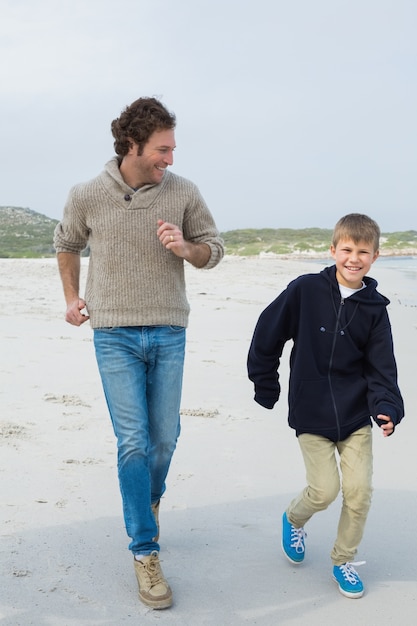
[247,265,404,442]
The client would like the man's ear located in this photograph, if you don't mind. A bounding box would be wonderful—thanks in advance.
[127,138,137,154]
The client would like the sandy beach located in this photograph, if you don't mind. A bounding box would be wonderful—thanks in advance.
[1,256,416,626]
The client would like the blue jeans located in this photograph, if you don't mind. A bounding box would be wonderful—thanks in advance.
[93,325,185,555]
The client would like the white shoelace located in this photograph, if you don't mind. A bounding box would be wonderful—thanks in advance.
[338,561,366,584]
[291,526,307,553]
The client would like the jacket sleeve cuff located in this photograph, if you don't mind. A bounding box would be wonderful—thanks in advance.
[375,404,401,427]
[254,393,277,410]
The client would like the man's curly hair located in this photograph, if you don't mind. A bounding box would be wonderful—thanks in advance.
[111,97,176,157]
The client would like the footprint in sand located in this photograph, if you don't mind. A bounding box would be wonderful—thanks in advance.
[43,393,91,407]
[180,408,219,418]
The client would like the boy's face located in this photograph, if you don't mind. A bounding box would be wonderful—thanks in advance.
[330,238,379,289]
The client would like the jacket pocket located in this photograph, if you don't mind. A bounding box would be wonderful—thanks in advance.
[289,378,334,431]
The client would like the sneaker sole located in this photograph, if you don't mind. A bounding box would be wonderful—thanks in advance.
[332,576,364,599]
[138,591,173,610]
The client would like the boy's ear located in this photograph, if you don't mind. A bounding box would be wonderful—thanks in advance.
[371,249,380,263]
[330,245,336,258]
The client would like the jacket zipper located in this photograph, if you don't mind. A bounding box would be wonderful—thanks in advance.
[327,297,344,441]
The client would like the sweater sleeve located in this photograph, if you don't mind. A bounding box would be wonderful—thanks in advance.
[182,186,224,269]
[53,184,90,254]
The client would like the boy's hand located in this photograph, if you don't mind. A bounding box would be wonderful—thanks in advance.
[376,414,394,437]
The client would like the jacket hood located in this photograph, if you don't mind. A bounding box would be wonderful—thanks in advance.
[321,264,390,307]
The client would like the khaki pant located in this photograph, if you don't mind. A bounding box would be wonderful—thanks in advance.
[287,426,373,565]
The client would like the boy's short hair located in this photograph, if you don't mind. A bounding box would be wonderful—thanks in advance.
[332,213,380,251]
[111,97,176,157]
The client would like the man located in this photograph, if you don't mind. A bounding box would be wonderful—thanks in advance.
[54,97,224,609]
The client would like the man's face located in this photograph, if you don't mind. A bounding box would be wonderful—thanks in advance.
[130,128,176,186]
[330,238,379,289]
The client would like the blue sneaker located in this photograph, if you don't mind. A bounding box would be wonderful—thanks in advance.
[332,562,365,598]
[281,512,306,564]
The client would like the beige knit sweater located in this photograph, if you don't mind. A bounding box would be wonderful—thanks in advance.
[54,158,224,328]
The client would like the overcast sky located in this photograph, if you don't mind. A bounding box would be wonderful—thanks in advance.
[1,0,416,232]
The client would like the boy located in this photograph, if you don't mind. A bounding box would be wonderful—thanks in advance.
[247,214,404,598]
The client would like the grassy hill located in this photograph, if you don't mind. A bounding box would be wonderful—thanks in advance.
[222,228,332,256]
[1,206,416,258]
[0,206,58,258]
[222,228,417,256]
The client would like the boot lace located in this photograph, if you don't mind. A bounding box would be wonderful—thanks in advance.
[143,552,165,587]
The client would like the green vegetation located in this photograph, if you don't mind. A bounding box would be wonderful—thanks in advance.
[381,230,417,249]
[221,227,332,256]
[1,206,416,258]
[221,227,417,256]
[0,206,58,258]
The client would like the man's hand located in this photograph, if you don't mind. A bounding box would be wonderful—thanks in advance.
[157,219,186,256]
[65,298,90,326]
[157,219,211,268]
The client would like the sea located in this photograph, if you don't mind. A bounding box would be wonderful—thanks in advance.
[372,255,417,275]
